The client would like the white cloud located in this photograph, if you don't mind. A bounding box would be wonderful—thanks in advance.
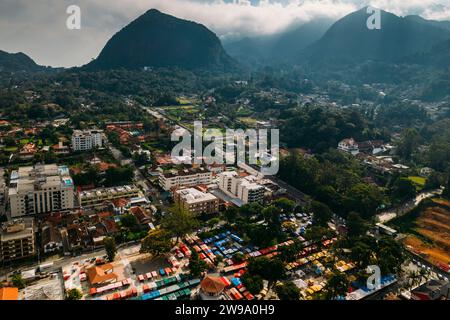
[0,0,449,67]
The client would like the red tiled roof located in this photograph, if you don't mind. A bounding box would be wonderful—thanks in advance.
[112,198,129,208]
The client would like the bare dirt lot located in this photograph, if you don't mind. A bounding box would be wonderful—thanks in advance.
[402,198,450,265]
[403,236,450,265]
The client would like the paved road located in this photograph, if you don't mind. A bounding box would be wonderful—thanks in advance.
[377,188,443,223]
[0,241,141,282]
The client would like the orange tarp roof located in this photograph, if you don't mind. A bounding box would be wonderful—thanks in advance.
[0,287,19,300]
[87,264,118,285]
[201,276,226,294]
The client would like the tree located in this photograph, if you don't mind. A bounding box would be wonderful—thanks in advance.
[304,226,333,246]
[188,250,207,277]
[4,136,16,147]
[140,229,172,257]
[311,200,332,227]
[444,174,450,198]
[247,257,285,287]
[104,166,134,187]
[345,183,383,218]
[397,128,422,160]
[324,272,349,299]
[273,198,295,213]
[162,205,199,244]
[120,214,139,232]
[104,237,117,262]
[207,217,220,228]
[376,237,405,275]
[240,202,264,218]
[72,165,101,187]
[223,206,239,223]
[350,241,373,269]
[11,274,26,289]
[262,205,282,238]
[391,178,417,203]
[241,273,263,295]
[275,281,300,300]
[66,288,83,300]
[279,239,303,263]
[233,252,245,264]
[346,212,367,238]
[39,125,58,144]
[246,224,275,248]
[424,172,443,190]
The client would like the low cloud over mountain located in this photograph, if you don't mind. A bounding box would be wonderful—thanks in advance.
[1,0,450,67]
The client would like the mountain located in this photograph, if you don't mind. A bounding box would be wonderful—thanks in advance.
[224,36,276,67]
[0,50,42,72]
[224,18,333,66]
[86,9,235,71]
[270,18,334,62]
[408,38,450,68]
[303,7,450,65]
[405,15,450,31]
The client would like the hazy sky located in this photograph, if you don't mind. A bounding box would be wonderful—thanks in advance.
[1,0,449,68]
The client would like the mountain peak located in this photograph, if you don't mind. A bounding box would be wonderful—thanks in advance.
[86,9,235,71]
[304,7,450,64]
[145,8,161,14]
[0,50,42,72]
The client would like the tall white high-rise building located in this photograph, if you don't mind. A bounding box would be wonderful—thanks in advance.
[71,130,103,151]
[8,165,75,218]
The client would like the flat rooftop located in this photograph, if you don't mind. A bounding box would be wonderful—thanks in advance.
[176,188,217,204]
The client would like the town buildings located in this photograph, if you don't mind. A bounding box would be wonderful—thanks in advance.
[411,280,450,300]
[8,165,75,218]
[78,185,141,208]
[0,218,35,263]
[41,222,63,254]
[174,188,219,216]
[159,167,213,191]
[338,138,391,156]
[0,168,5,205]
[337,138,360,155]
[71,130,103,151]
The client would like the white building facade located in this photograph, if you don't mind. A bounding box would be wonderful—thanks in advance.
[159,167,213,191]
[218,171,264,204]
[8,165,75,218]
[71,130,103,151]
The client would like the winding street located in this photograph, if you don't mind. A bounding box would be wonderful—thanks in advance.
[376,188,443,223]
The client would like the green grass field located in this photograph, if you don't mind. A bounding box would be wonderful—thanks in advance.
[408,176,426,190]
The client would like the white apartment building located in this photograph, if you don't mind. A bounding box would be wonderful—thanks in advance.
[337,138,359,155]
[78,185,141,208]
[218,171,264,204]
[71,129,103,151]
[159,167,213,191]
[8,165,75,218]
